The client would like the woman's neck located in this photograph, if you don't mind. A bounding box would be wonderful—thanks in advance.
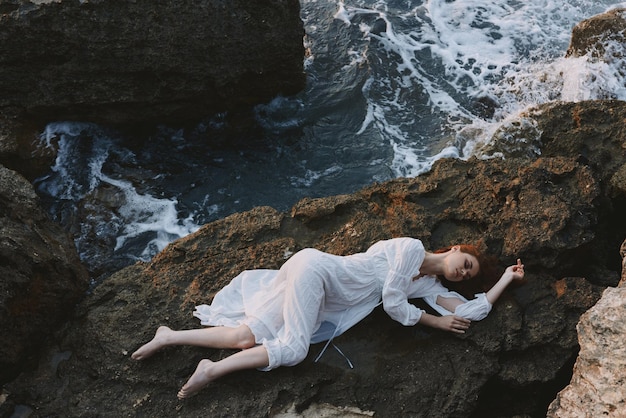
[420,251,447,277]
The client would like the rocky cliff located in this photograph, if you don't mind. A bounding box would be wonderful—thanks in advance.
[1,99,625,417]
[0,0,306,393]
[0,165,89,385]
[0,0,305,178]
[546,227,626,417]
[547,275,626,417]
[1,5,626,418]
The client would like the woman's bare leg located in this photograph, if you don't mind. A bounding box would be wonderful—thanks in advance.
[177,345,269,399]
[131,324,255,360]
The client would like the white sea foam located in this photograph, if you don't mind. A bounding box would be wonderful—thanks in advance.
[36,0,626,271]
[289,164,344,187]
[336,0,626,176]
[100,174,199,260]
[37,124,201,263]
[38,122,112,200]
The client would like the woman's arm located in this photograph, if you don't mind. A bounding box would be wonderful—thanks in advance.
[423,259,526,332]
[485,258,524,304]
[435,259,525,309]
[381,239,428,326]
[435,296,465,312]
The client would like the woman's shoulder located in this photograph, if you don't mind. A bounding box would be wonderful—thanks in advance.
[386,237,425,252]
[368,237,425,262]
[374,237,423,247]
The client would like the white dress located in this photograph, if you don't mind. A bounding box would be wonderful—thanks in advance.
[193,237,492,370]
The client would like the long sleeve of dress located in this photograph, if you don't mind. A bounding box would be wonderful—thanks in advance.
[422,290,492,321]
[381,239,426,326]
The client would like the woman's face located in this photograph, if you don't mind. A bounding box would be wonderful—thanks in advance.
[443,246,480,282]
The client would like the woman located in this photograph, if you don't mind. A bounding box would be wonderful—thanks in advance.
[132,237,525,399]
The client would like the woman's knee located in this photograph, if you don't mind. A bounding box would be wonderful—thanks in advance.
[233,325,256,349]
[282,345,309,367]
[290,248,322,264]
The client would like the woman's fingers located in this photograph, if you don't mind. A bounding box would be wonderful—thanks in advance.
[511,259,525,279]
[455,316,470,326]
[438,315,471,333]
[451,316,470,333]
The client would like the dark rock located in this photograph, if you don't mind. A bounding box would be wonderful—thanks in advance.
[547,251,626,417]
[566,8,626,59]
[529,100,626,286]
[3,5,626,415]
[0,165,89,385]
[0,0,305,128]
[471,95,499,119]
[0,0,305,180]
[532,100,626,185]
[0,108,56,182]
[6,99,626,416]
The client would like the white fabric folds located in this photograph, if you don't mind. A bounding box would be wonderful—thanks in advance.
[192,238,492,370]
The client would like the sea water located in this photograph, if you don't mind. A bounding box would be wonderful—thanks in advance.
[34,0,626,279]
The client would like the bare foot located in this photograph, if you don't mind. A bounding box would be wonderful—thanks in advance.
[177,359,214,399]
[131,326,173,360]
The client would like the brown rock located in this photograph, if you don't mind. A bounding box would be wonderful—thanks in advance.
[0,0,306,180]
[0,0,305,180]
[534,100,626,184]
[566,8,626,59]
[0,165,89,384]
[3,4,626,415]
[2,148,609,416]
[0,0,305,127]
[4,94,626,415]
[547,284,626,417]
[482,99,626,286]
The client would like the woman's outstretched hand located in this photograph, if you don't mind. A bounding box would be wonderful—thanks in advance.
[505,258,525,281]
[436,315,471,334]
[485,258,526,305]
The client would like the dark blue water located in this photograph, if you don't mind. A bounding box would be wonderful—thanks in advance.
[35,0,626,280]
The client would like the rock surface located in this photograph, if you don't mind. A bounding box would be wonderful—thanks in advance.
[0,165,89,385]
[0,0,305,178]
[2,6,626,418]
[2,100,626,417]
[547,280,626,418]
[564,7,626,102]
[566,8,626,59]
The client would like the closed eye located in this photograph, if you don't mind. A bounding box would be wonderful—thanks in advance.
[464,260,473,280]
